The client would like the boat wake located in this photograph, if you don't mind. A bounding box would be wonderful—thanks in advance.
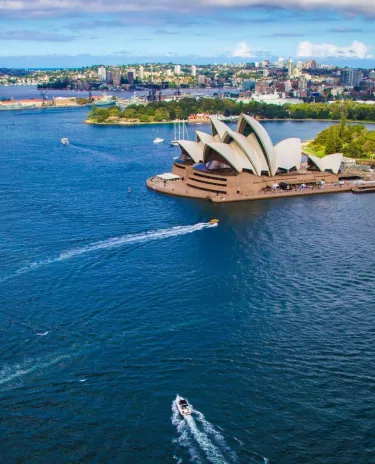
[0,354,71,386]
[0,222,217,283]
[172,397,237,464]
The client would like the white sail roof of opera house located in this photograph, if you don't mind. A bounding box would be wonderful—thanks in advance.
[175,114,335,177]
[196,130,215,145]
[177,140,204,164]
[306,153,343,175]
[210,117,230,141]
[222,128,270,176]
[203,142,254,173]
[274,138,302,172]
[237,114,279,176]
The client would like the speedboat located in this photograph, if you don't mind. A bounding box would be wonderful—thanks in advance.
[61,138,69,145]
[209,218,219,225]
[153,137,164,144]
[176,395,192,416]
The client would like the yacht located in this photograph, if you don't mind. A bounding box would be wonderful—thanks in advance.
[171,120,189,146]
[61,138,69,145]
[153,137,164,144]
[175,395,192,416]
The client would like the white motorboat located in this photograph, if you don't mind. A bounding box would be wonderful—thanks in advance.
[175,395,192,416]
[61,138,69,145]
[153,137,164,144]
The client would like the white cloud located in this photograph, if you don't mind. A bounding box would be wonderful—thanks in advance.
[232,41,255,58]
[296,40,373,59]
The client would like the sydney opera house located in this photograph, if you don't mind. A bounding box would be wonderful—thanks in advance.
[147,114,344,201]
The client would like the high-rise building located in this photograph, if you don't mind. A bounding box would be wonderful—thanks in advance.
[139,65,144,80]
[296,61,303,70]
[284,79,292,92]
[304,60,312,69]
[369,70,375,79]
[198,75,206,85]
[106,71,113,84]
[311,60,318,70]
[191,65,197,77]
[298,76,308,90]
[242,79,255,91]
[287,58,294,77]
[98,66,107,82]
[112,68,121,87]
[277,57,285,68]
[174,65,181,75]
[127,71,135,85]
[341,69,363,87]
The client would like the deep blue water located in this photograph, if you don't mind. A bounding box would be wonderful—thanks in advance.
[1,108,375,464]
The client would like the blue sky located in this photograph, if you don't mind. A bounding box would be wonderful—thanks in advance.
[0,0,374,68]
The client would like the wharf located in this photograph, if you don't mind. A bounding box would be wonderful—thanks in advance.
[352,183,375,194]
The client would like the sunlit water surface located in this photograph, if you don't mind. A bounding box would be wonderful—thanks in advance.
[1,108,374,463]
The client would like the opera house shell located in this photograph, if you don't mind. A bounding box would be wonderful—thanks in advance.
[148,114,343,200]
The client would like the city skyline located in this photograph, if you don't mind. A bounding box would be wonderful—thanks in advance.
[0,1,375,68]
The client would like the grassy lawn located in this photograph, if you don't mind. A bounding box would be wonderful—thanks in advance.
[303,145,326,158]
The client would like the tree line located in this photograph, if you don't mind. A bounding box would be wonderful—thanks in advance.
[308,120,375,158]
[87,98,375,124]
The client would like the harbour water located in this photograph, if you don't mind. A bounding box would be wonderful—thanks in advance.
[1,108,375,463]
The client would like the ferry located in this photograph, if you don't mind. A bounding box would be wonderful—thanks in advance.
[176,395,192,416]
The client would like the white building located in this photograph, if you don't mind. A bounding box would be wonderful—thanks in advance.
[277,57,285,68]
[98,66,107,82]
[139,65,144,80]
[191,65,197,77]
[174,65,181,75]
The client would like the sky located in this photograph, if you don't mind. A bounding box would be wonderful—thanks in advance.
[0,0,375,68]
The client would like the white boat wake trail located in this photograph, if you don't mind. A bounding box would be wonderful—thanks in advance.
[172,399,237,464]
[0,354,71,386]
[0,223,217,283]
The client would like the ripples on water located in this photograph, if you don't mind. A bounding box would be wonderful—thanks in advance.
[0,109,375,463]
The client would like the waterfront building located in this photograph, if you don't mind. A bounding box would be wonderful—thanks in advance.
[191,65,197,77]
[127,71,135,85]
[198,75,206,86]
[106,71,113,84]
[112,68,121,87]
[147,115,343,201]
[98,66,107,82]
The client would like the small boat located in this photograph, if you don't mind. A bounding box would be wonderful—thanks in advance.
[153,137,164,144]
[61,138,69,145]
[176,395,192,416]
[209,219,219,225]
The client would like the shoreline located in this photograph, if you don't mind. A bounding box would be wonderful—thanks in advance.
[85,117,375,126]
[146,177,354,203]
